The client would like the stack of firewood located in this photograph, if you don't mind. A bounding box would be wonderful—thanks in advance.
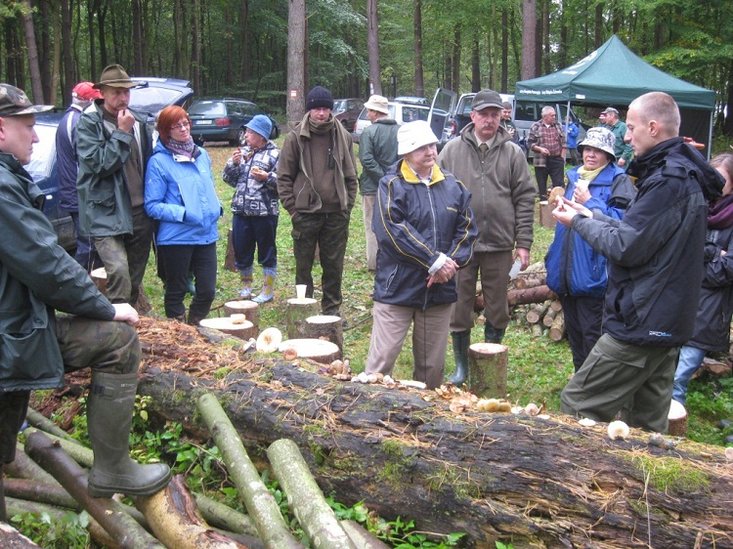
[522,299,565,341]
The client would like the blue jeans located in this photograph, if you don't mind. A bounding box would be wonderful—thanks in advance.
[672,345,705,404]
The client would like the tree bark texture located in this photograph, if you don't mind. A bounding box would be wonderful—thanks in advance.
[137,357,733,548]
[521,0,537,79]
[366,0,381,95]
[286,0,306,126]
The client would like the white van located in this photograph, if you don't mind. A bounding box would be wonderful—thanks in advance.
[353,100,429,143]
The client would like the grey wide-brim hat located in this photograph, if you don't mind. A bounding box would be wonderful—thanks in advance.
[94,64,139,89]
[364,94,389,114]
[578,126,617,160]
[0,84,53,116]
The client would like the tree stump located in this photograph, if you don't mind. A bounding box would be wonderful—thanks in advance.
[303,315,343,355]
[90,267,107,293]
[467,342,508,398]
[549,312,566,342]
[199,317,256,341]
[278,339,340,364]
[224,300,260,331]
[285,298,319,339]
[668,399,688,437]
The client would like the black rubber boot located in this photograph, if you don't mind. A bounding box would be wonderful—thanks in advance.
[484,322,506,344]
[87,372,171,498]
[449,330,471,385]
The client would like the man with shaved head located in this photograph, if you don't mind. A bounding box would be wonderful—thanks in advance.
[552,92,723,433]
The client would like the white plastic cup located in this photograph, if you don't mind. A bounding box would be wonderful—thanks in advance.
[296,284,307,299]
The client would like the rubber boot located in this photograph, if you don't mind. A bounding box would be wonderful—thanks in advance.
[87,372,171,498]
[239,269,253,299]
[449,330,471,385]
[484,322,505,344]
[253,269,276,304]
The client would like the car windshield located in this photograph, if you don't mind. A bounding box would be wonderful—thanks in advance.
[129,87,185,115]
[333,100,347,114]
[189,101,227,116]
[26,123,57,181]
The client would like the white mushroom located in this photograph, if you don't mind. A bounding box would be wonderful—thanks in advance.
[256,327,282,353]
[578,417,597,427]
[607,420,630,441]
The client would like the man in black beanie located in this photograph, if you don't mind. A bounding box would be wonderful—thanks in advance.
[277,86,358,317]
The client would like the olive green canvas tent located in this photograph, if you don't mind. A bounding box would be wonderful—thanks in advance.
[515,35,716,153]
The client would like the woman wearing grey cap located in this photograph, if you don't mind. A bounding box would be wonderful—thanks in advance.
[544,127,636,371]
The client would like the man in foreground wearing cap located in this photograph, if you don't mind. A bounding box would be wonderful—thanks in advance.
[365,120,476,389]
[438,89,535,385]
[0,84,170,516]
[56,81,103,271]
[76,64,154,307]
[601,107,633,168]
[358,94,398,272]
[553,92,722,432]
[528,105,567,199]
[277,85,358,316]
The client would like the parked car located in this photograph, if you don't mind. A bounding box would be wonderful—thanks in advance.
[353,100,430,142]
[428,88,586,155]
[188,98,279,146]
[428,89,514,150]
[333,98,364,132]
[26,77,194,252]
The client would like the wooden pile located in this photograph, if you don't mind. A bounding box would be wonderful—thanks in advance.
[522,299,565,341]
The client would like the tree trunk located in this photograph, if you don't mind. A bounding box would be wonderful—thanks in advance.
[286,0,306,126]
[267,439,356,549]
[413,0,424,97]
[470,34,480,92]
[507,284,557,305]
[521,0,537,79]
[131,0,144,74]
[137,352,733,548]
[20,1,44,104]
[366,0,381,95]
[500,9,509,92]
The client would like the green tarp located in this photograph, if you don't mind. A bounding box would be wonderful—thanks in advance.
[515,35,715,111]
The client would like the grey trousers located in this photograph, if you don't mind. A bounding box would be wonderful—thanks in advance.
[560,334,678,433]
[362,194,377,272]
[365,301,452,389]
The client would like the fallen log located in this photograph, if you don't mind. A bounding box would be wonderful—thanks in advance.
[196,393,303,549]
[541,307,557,328]
[24,431,163,549]
[549,311,566,342]
[339,520,390,549]
[267,439,356,548]
[22,427,92,468]
[192,492,258,538]
[136,475,248,549]
[507,284,557,306]
[3,478,79,511]
[525,303,548,325]
[137,359,733,548]
[513,273,546,290]
[25,407,75,441]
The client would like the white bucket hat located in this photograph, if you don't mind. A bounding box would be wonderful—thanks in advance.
[578,126,617,160]
[364,94,389,115]
[397,120,438,155]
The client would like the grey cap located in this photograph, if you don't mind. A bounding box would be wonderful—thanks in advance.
[601,106,619,116]
[472,89,504,111]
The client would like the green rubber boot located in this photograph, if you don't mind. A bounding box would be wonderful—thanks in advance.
[449,330,471,385]
[87,372,171,498]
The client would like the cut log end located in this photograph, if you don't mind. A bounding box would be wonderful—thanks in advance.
[199,317,257,340]
[279,339,341,364]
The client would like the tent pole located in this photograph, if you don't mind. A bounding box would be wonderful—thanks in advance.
[707,110,713,160]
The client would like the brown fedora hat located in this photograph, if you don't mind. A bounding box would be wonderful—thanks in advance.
[94,64,138,89]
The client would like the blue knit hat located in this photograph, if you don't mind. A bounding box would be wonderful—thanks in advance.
[306,86,334,111]
[245,115,273,140]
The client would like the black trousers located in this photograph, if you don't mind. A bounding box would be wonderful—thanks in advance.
[560,294,604,372]
[534,156,566,199]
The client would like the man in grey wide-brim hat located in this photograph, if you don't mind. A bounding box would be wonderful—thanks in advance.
[0,83,170,516]
[76,64,154,308]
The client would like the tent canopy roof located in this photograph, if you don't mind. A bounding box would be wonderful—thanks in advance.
[515,36,715,110]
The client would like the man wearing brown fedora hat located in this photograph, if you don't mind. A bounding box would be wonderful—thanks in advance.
[76,64,154,307]
[0,83,170,514]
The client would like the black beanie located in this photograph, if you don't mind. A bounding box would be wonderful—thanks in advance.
[306,85,334,111]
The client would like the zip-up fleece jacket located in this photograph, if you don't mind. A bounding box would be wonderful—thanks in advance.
[438,123,535,253]
[76,101,152,237]
[545,163,635,297]
[373,160,476,310]
[571,138,721,347]
[144,141,223,246]
[0,153,115,392]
